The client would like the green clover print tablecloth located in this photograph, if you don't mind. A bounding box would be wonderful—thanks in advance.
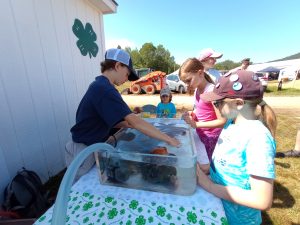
[34,167,228,225]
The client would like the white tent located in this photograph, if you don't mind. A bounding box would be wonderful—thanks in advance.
[247,59,300,73]
[278,65,300,81]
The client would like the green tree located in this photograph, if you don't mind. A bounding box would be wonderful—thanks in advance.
[123,43,178,73]
[215,60,240,70]
[139,43,157,69]
[125,47,144,68]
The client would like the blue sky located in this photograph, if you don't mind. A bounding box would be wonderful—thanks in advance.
[104,0,300,65]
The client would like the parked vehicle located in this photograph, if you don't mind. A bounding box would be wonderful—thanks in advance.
[255,73,268,91]
[135,68,154,78]
[166,74,187,94]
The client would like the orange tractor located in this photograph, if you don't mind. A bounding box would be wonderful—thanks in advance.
[129,71,167,94]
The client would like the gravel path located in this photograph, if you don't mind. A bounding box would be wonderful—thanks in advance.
[122,94,300,110]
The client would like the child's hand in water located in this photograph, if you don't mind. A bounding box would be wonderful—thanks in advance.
[167,137,181,147]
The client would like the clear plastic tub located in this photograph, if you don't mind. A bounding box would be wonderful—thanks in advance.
[95,118,197,195]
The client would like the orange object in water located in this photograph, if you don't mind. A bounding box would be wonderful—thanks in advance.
[150,146,168,155]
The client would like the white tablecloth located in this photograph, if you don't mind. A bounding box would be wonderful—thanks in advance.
[34,166,227,225]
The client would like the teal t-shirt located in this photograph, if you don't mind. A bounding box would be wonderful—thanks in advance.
[156,102,176,118]
[210,120,276,225]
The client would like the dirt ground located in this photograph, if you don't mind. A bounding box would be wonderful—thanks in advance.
[122,94,300,112]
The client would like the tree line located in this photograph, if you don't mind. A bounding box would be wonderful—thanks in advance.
[119,43,244,74]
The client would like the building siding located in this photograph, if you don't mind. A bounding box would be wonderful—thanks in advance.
[0,0,113,203]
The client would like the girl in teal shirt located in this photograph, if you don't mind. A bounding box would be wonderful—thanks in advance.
[197,70,277,225]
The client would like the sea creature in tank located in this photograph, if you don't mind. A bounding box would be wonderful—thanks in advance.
[141,146,178,188]
[106,157,139,183]
[105,146,178,188]
[118,132,136,141]
[141,164,177,187]
[150,146,169,155]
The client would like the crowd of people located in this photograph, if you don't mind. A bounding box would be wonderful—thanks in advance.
[65,47,297,225]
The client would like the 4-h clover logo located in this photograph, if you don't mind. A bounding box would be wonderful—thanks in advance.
[108,208,118,219]
[82,201,93,211]
[72,18,98,58]
[129,200,139,209]
[156,206,166,217]
[186,211,197,224]
[135,215,146,225]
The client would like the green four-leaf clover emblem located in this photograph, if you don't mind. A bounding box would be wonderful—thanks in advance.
[72,18,98,58]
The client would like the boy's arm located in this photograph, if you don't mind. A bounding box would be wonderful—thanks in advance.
[114,120,132,128]
[124,113,180,147]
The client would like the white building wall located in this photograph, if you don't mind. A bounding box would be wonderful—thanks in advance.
[0,0,115,203]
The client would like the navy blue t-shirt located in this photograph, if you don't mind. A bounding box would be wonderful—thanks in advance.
[71,76,132,145]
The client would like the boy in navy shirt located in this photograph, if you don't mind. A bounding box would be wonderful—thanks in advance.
[66,48,180,179]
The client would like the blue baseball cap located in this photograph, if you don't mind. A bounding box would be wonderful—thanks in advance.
[105,48,139,81]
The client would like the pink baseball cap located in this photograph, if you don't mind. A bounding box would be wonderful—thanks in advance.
[198,48,223,61]
[200,70,264,102]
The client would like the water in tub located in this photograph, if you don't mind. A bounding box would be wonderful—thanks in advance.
[102,118,197,195]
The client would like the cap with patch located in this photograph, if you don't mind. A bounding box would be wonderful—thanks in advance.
[105,48,139,81]
[200,70,264,101]
[198,48,223,61]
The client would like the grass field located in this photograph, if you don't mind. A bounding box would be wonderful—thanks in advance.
[265,80,300,96]
[262,109,300,225]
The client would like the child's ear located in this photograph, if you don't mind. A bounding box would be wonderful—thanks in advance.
[115,62,122,70]
[197,69,204,74]
[236,99,244,110]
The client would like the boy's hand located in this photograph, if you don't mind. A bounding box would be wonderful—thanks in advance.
[133,106,143,114]
[167,137,181,147]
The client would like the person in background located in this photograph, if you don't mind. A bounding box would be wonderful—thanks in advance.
[240,58,251,70]
[225,58,251,76]
[179,58,226,162]
[276,129,300,157]
[198,48,223,82]
[156,87,176,118]
[197,70,277,224]
[66,48,180,180]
